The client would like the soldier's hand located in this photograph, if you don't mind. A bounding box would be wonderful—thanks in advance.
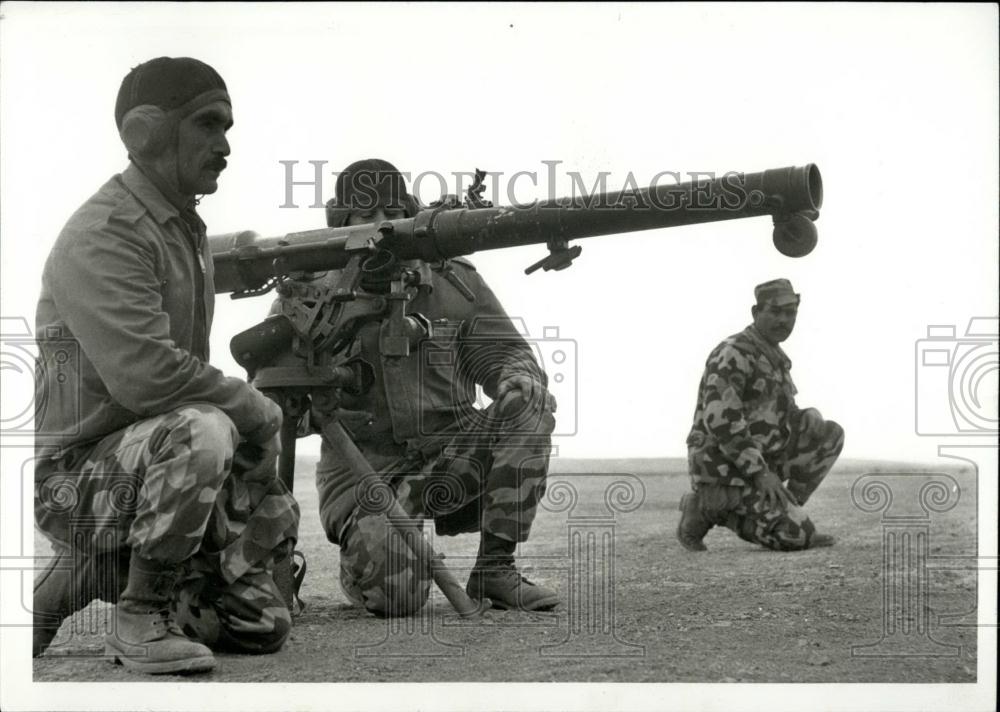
[496,373,557,413]
[799,408,825,441]
[235,433,281,484]
[755,470,795,511]
[245,394,284,445]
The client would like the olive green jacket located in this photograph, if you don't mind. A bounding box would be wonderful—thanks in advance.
[35,164,278,461]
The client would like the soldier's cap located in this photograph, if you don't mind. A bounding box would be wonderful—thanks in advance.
[115,57,230,128]
[754,278,800,307]
[326,158,420,227]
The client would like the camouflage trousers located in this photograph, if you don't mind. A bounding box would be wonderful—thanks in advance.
[35,404,300,653]
[692,417,845,551]
[335,403,555,617]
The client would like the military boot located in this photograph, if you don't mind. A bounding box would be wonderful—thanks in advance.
[105,551,215,675]
[33,547,129,657]
[466,566,560,611]
[466,533,560,611]
[809,532,836,548]
[676,492,712,552]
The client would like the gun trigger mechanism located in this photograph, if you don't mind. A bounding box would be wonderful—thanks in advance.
[524,238,582,275]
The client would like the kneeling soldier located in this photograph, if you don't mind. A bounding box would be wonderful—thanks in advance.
[304,159,560,616]
[679,279,844,552]
[33,57,300,673]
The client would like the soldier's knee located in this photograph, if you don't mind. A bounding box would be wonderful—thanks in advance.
[176,405,239,483]
[380,570,432,617]
[824,420,845,453]
[339,516,432,617]
[767,539,809,552]
[175,593,224,645]
[224,615,291,654]
[194,614,290,654]
[340,561,431,617]
[175,582,291,654]
[765,525,810,550]
[763,516,813,551]
[183,406,238,452]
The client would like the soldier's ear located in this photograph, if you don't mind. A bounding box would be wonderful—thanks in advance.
[751,304,759,319]
[326,198,351,227]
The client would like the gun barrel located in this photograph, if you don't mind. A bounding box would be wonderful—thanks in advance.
[428,163,821,255]
[210,164,821,294]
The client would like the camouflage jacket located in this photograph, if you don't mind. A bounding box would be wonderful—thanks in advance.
[686,324,799,487]
[35,164,280,461]
[310,260,546,543]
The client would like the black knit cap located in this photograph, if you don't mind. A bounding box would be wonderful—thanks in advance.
[334,158,412,211]
[115,57,229,129]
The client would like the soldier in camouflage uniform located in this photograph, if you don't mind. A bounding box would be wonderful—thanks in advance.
[33,57,299,674]
[678,279,844,552]
[301,159,559,616]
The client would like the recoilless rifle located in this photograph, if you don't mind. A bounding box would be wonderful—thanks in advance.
[209,164,824,615]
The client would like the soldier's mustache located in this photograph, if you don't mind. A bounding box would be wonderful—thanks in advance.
[207,159,227,172]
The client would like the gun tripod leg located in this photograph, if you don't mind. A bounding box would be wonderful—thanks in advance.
[321,420,488,618]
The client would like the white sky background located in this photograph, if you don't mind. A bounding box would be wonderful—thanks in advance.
[2,3,997,463]
[0,4,998,712]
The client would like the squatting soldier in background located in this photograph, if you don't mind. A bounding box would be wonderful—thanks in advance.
[302,158,560,616]
[33,57,299,673]
[678,279,844,551]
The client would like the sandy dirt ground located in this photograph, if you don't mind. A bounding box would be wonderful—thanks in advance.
[32,458,979,683]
